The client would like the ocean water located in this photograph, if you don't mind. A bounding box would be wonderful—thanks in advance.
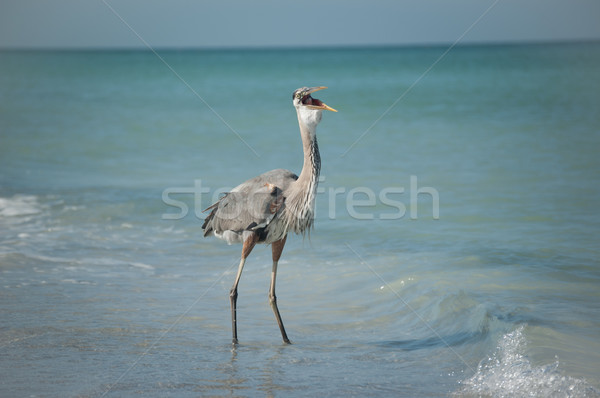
[1,43,599,397]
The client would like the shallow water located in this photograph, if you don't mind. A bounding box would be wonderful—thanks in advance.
[1,43,600,397]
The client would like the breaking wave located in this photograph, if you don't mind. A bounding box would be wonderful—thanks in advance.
[455,325,599,398]
[0,195,42,218]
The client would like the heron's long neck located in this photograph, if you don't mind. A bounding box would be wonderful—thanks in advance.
[296,119,321,195]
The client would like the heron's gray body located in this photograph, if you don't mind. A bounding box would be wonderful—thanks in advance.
[202,168,299,245]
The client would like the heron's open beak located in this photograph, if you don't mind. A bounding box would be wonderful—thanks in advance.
[303,86,338,112]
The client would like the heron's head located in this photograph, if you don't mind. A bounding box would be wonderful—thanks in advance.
[292,86,337,129]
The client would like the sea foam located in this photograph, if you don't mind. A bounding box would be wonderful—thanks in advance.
[0,195,41,218]
[455,325,599,397]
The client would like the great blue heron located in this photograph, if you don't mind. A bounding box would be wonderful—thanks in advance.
[202,86,336,344]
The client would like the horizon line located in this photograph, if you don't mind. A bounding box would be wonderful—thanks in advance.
[1,38,599,52]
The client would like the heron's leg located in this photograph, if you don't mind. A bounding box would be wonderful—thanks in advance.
[270,235,290,344]
[230,232,257,344]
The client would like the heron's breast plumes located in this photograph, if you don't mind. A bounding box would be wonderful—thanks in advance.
[282,138,321,236]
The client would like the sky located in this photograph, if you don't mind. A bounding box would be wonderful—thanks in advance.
[1,0,599,49]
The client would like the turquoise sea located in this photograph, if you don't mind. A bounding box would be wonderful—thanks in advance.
[1,43,599,397]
